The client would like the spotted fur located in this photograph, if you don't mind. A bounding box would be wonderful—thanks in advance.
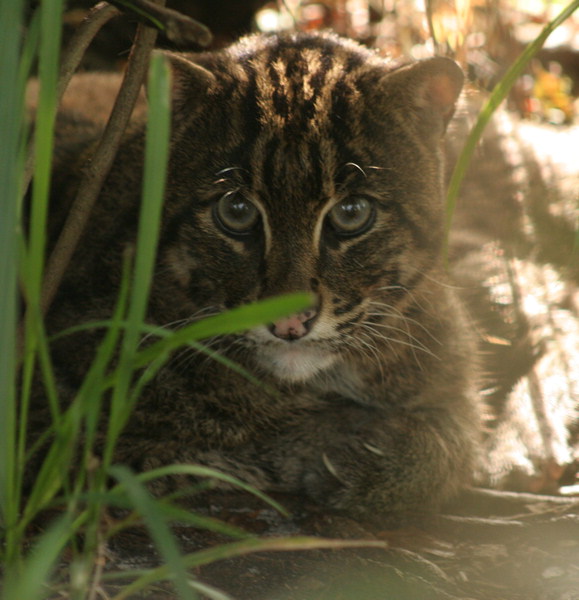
[43,32,481,517]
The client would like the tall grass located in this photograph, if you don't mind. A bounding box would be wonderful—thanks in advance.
[0,4,313,599]
[0,0,25,562]
[444,0,579,251]
[1,1,577,598]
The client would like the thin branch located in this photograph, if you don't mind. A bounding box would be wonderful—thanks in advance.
[40,16,160,317]
[424,0,440,55]
[86,532,109,600]
[108,0,212,47]
[24,2,121,192]
[279,0,298,28]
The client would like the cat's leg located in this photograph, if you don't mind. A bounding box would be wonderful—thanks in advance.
[262,402,480,517]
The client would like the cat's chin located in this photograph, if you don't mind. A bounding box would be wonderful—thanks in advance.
[255,343,337,383]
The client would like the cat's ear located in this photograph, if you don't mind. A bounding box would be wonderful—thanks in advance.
[155,51,216,110]
[380,56,464,136]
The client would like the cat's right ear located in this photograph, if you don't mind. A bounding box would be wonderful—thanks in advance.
[159,51,216,111]
[379,56,464,139]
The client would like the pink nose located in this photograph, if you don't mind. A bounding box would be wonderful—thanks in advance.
[270,308,317,341]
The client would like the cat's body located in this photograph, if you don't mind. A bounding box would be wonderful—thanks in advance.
[41,32,481,516]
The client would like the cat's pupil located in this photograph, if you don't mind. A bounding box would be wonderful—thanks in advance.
[328,197,374,235]
[215,191,259,234]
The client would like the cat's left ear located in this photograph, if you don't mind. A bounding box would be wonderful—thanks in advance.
[380,56,464,136]
[149,50,216,112]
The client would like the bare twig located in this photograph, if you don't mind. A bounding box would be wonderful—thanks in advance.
[424,0,440,55]
[40,15,161,317]
[24,2,121,192]
[86,534,109,600]
[108,0,212,47]
[278,0,298,28]
[447,487,579,517]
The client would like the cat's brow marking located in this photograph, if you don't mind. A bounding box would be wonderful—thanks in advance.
[258,196,272,254]
[312,161,375,251]
[313,195,339,253]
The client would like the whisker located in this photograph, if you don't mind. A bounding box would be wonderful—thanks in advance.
[366,313,441,348]
[339,329,388,379]
[357,321,438,367]
[367,300,441,345]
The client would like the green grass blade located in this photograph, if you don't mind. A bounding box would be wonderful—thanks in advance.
[140,338,274,394]
[109,465,198,600]
[13,324,63,541]
[22,251,129,477]
[133,292,312,369]
[444,0,579,255]
[126,336,276,427]
[49,301,296,399]
[107,536,387,599]
[44,486,250,541]
[123,52,171,345]
[20,415,79,526]
[18,263,132,526]
[110,0,165,31]
[0,0,25,535]
[104,53,172,459]
[34,325,60,424]
[17,9,41,105]
[14,0,65,556]
[188,581,233,600]
[22,0,64,299]
[142,503,250,539]
[108,502,250,541]
[76,250,133,450]
[177,340,272,390]
[24,253,134,593]
[2,512,77,600]
[125,464,289,516]
[102,294,311,428]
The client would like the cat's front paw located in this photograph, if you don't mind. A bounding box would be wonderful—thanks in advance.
[299,442,399,514]
[301,450,350,501]
[291,423,465,516]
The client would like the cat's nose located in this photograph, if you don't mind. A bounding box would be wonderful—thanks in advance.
[269,308,318,341]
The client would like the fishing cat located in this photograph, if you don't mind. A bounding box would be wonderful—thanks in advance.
[42,32,481,517]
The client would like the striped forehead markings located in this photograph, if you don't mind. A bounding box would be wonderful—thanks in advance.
[251,46,360,130]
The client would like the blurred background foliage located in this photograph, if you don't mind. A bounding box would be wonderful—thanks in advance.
[50,0,579,124]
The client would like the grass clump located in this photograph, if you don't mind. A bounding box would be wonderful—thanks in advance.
[0,5,312,599]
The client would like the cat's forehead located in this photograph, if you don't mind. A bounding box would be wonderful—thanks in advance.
[222,33,388,133]
[229,32,382,68]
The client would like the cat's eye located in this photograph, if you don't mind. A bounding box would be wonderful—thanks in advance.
[327,197,375,236]
[214,190,259,235]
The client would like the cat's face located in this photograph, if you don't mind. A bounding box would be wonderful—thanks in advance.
[156,33,463,382]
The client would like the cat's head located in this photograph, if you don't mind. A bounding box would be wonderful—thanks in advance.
[155,32,464,382]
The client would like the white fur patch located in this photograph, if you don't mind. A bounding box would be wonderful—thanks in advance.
[254,341,337,382]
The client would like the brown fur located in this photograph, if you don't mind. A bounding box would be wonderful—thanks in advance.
[39,32,482,517]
